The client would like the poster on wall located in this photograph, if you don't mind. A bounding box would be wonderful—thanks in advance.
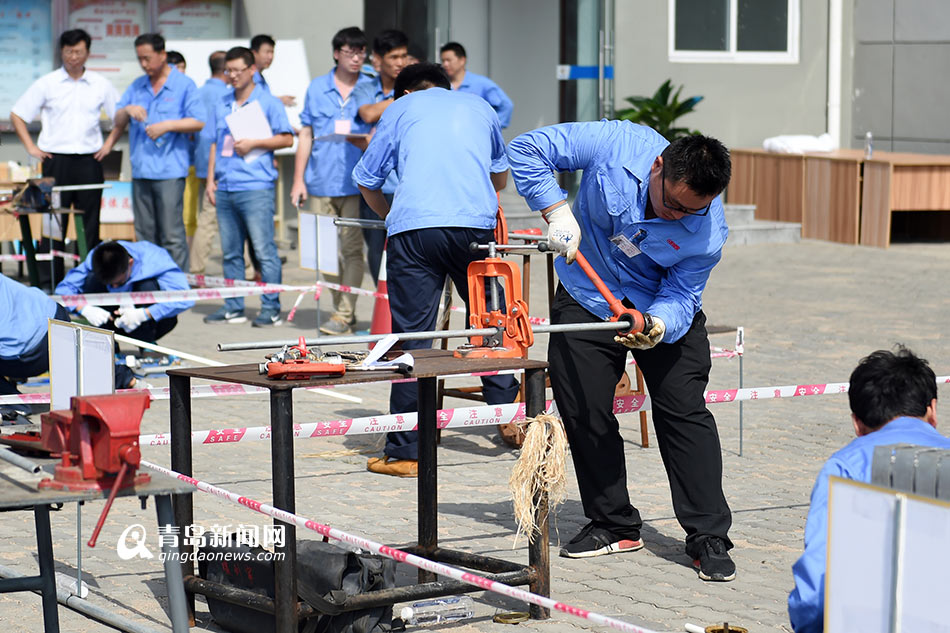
[69,0,147,95]
[158,0,230,40]
[0,0,53,122]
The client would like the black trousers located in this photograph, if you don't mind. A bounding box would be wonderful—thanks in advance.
[39,153,104,287]
[548,285,732,557]
[383,227,520,460]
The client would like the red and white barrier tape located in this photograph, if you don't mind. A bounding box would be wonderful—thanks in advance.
[0,250,81,263]
[135,374,950,447]
[139,459,660,633]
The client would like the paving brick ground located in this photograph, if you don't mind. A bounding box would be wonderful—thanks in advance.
[2,194,949,632]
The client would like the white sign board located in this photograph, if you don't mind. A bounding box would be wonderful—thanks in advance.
[49,320,115,410]
[827,477,950,632]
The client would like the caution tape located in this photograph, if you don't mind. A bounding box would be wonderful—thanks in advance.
[133,374,950,447]
[0,250,81,263]
[140,459,661,633]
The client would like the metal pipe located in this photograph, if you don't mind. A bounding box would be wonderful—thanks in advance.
[51,183,111,192]
[217,321,628,352]
[333,217,386,230]
[0,446,41,474]
[0,564,166,633]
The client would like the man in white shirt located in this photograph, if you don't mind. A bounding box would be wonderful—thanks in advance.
[11,28,118,289]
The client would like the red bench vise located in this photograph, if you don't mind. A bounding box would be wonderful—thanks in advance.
[39,392,152,547]
[455,253,534,359]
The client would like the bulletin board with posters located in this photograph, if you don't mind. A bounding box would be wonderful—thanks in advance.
[0,0,54,124]
[68,0,148,95]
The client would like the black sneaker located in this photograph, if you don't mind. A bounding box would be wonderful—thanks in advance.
[204,307,247,324]
[559,522,643,559]
[692,537,736,581]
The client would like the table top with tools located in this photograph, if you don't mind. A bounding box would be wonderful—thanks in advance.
[166,348,548,390]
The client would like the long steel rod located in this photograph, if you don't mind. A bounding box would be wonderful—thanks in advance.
[217,320,628,352]
[0,446,41,474]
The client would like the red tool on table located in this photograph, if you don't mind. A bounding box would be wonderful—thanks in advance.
[259,336,346,380]
[39,392,152,547]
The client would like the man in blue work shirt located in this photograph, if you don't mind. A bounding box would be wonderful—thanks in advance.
[250,34,296,107]
[440,42,513,129]
[351,29,410,285]
[788,346,949,632]
[291,27,374,336]
[508,123,735,580]
[0,274,70,417]
[354,62,519,478]
[189,50,230,274]
[204,46,292,327]
[55,240,194,342]
[101,33,205,272]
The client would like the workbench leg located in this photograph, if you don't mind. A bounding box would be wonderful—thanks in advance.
[417,376,438,584]
[156,494,190,632]
[524,368,550,619]
[34,505,61,633]
[17,215,40,288]
[73,214,88,261]
[271,389,297,632]
[169,374,195,624]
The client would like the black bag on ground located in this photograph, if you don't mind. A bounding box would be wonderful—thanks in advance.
[198,538,396,633]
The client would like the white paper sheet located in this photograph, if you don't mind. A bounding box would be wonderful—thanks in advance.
[224,100,273,164]
[80,328,115,397]
[317,214,339,276]
[49,320,78,410]
[298,212,317,270]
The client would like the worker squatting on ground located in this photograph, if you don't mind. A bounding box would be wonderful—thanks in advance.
[507,122,736,581]
[354,62,519,478]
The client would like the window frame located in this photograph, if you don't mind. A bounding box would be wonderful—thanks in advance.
[668,0,800,65]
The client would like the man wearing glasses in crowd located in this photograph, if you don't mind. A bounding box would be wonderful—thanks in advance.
[507,123,737,582]
[291,27,373,335]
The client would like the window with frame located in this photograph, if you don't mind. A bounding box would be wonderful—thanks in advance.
[669,0,799,64]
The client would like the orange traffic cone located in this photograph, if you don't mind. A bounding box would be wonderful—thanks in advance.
[369,247,391,348]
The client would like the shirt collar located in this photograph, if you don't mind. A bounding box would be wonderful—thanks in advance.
[226,82,264,105]
[57,66,89,83]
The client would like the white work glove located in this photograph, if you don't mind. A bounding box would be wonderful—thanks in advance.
[543,202,581,264]
[80,305,111,327]
[114,307,150,332]
[615,316,666,350]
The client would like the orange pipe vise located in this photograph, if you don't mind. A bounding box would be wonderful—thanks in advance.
[455,256,534,359]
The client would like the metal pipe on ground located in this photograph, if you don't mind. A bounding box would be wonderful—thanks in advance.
[0,564,166,633]
[217,321,628,352]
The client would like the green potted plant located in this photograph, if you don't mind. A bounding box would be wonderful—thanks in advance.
[615,79,703,141]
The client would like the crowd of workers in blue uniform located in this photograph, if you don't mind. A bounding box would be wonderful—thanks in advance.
[2,23,948,632]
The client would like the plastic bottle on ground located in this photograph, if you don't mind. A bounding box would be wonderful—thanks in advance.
[399,595,475,626]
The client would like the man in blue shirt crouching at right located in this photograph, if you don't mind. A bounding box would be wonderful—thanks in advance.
[788,346,950,632]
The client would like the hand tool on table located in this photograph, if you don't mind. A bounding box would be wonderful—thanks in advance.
[259,337,412,379]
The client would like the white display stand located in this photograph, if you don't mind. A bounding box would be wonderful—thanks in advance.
[827,477,950,632]
[48,319,115,410]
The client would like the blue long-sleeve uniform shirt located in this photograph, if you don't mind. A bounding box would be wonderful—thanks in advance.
[456,71,513,128]
[0,274,58,358]
[353,87,508,237]
[352,77,398,194]
[213,84,292,192]
[507,120,728,343]
[787,416,950,633]
[299,69,372,197]
[55,241,194,321]
[194,77,231,179]
[117,67,205,180]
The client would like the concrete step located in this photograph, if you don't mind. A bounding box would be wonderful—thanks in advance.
[724,203,755,226]
[726,220,801,247]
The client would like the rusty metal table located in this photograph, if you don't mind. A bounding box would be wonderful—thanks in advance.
[166,350,549,632]
[0,458,195,633]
